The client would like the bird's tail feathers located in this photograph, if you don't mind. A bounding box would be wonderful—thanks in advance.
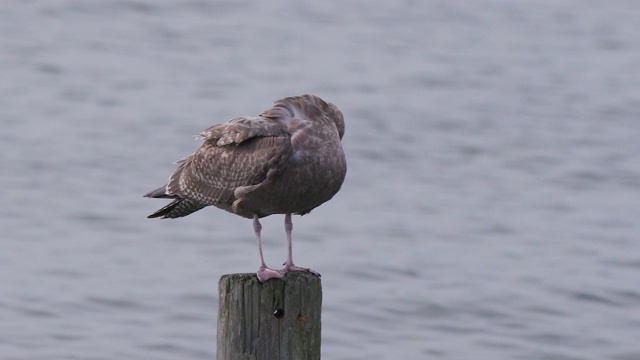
[144,186,173,199]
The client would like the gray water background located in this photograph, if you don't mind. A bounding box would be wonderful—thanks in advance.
[1,1,639,359]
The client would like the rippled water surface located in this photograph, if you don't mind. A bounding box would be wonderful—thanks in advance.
[2,1,640,359]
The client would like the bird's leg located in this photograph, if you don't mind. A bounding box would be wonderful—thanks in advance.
[279,213,320,277]
[253,215,282,282]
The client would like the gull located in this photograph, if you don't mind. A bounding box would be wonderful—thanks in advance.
[144,94,347,282]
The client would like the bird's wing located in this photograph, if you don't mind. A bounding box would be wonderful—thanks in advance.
[166,117,292,207]
[197,116,289,146]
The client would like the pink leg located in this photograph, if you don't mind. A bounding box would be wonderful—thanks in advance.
[279,213,320,277]
[253,215,282,282]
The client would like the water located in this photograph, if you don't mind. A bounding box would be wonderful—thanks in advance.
[2,1,639,359]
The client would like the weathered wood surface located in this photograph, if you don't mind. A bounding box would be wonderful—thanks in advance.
[217,272,322,360]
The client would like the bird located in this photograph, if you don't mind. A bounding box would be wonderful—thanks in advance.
[144,94,347,282]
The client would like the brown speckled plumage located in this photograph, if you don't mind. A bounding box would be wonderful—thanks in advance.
[144,94,346,281]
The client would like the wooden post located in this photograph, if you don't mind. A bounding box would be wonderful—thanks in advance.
[217,272,322,360]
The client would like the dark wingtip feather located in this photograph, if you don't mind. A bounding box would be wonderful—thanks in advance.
[146,199,178,218]
[146,198,207,219]
[146,211,166,219]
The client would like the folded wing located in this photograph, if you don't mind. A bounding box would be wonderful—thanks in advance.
[146,116,292,219]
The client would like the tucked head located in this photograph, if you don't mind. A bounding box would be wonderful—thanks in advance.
[268,94,345,140]
[325,101,345,140]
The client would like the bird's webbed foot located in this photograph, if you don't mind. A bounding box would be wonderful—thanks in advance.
[257,266,284,282]
[279,262,321,277]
